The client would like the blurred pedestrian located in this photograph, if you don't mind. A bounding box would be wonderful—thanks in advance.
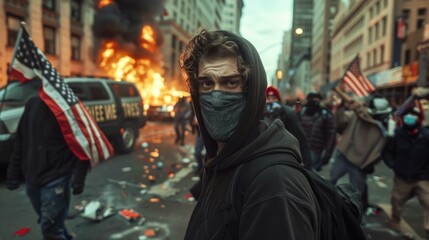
[382,108,429,237]
[330,90,392,213]
[7,95,90,240]
[264,86,312,169]
[180,29,320,239]
[299,92,336,171]
[173,96,191,146]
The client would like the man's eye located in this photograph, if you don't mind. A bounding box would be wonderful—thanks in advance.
[224,80,240,87]
[199,80,213,89]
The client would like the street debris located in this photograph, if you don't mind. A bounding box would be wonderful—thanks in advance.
[81,200,116,221]
[141,142,149,148]
[108,178,146,189]
[149,197,160,203]
[119,208,142,221]
[191,176,200,181]
[122,167,132,172]
[15,227,31,236]
[370,176,388,188]
[185,193,195,202]
[156,162,163,169]
[182,158,191,164]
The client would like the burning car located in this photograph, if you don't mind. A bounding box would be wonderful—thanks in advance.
[146,90,190,121]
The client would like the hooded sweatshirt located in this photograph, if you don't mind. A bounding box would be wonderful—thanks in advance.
[184,30,320,240]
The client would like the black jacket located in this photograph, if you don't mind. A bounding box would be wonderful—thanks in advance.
[300,106,336,155]
[264,104,312,169]
[382,127,429,181]
[7,96,89,187]
[185,30,320,240]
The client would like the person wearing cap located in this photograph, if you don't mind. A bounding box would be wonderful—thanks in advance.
[330,90,392,213]
[299,92,336,171]
[382,108,429,237]
[264,86,312,169]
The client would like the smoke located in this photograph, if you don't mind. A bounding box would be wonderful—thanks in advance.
[92,0,165,59]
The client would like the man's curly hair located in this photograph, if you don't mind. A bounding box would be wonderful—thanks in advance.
[179,30,250,95]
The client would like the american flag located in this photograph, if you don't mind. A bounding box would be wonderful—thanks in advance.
[341,57,376,97]
[393,95,416,117]
[9,26,113,167]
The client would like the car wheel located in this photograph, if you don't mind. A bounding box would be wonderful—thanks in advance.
[114,123,137,154]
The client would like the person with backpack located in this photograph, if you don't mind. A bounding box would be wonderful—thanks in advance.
[180,29,321,239]
[299,92,336,171]
[330,89,392,214]
[382,108,429,238]
[264,86,312,169]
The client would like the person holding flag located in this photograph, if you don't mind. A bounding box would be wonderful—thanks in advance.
[6,23,113,239]
[329,56,392,216]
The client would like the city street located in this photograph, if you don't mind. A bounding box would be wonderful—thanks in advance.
[0,121,426,240]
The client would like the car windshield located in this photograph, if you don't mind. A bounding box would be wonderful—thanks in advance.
[0,80,40,103]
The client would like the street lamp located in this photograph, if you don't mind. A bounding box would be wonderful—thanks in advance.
[295,28,303,35]
[276,69,283,81]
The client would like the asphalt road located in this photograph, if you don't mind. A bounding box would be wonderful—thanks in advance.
[0,121,198,240]
[0,121,426,240]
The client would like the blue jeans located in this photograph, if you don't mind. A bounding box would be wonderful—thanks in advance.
[329,150,368,210]
[26,176,73,240]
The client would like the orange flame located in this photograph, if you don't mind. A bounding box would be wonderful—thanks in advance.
[98,25,188,111]
[98,0,113,8]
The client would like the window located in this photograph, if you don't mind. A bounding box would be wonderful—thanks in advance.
[71,0,82,21]
[375,1,380,14]
[382,17,387,36]
[171,35,176,49]
[417,8,426,29]
[88,83,109,101]
[111,84,138,97]
[368,27,372,42]
[383,0,387,8]
[373,49,377,66]
[7,15,21,47]
[71,35,81,60]
[367,52,371,67]
[44,26,56,55]
[42,0,55,11]
[375,23,379,39]
[380,45,384,63]
[402,9,410,24]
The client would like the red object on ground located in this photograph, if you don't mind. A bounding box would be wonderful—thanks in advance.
[15,227,31,236]
[119,209,141,220]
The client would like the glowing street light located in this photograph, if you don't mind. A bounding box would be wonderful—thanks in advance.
[295,28,303,35]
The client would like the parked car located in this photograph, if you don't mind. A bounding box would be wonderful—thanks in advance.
[146,92,191,121]
[0,77,147,165]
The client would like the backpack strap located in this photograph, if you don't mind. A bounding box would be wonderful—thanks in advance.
[222,152,301,238]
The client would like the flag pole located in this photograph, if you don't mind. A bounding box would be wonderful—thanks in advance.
[0,22,26,119]
[7,22,26,75]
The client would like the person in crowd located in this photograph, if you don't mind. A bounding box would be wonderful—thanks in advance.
[173,96,191,146]
[7,95,90,240]
[299,92,336,171]
[264,86,312,169]
[180,29,320,239]
[382,108,429,237]
[330,90,392,213]
[192,112,205,175]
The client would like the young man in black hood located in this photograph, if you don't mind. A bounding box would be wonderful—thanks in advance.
[180,29,320,239]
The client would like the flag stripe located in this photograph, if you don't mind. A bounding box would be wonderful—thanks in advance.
[345,72,367,97]
[10,61,36,81]
[80,105,112,159]
[72,103,99,164]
